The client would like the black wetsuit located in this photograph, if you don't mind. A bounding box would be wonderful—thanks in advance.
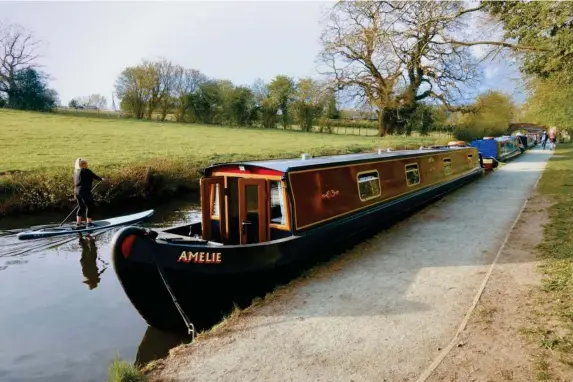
[74,168,102,219]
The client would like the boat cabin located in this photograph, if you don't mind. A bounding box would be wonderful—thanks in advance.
[199,147,480,246]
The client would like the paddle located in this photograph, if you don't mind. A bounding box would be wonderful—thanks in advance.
[3,181,105,234]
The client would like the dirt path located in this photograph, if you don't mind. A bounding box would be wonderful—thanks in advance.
[425,192,550,382]
[148,149,552,382]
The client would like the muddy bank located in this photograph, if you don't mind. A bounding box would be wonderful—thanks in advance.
[144,150,551,381]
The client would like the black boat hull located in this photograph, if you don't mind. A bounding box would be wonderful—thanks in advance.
[111,168,484,332]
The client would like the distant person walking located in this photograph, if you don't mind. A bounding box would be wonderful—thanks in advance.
[73,158,104,228]
[541,131,549,150]
[549,129,557,150]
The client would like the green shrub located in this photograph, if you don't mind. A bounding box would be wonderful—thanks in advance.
[107,356,146,382]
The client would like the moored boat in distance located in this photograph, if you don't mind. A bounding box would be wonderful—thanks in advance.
[111,147,485,333]
[469,135,523,171]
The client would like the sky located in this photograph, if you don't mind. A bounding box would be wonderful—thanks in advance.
[1,1,525,109]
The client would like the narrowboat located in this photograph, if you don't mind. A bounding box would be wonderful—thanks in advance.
[469,135,522,170]
[111,147,484,333]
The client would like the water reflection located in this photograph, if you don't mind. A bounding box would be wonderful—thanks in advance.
[135,327,192,367]
[79,234,108,290]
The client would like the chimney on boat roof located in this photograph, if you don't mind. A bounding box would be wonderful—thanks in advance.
[301,153,311,160]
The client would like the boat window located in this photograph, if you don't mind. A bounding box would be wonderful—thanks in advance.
[443,158,452,175]
[270,181,286,225]
[405,163,421,186]
[357,171,381,201]
[212,184,220,217]
[245,185,259,213]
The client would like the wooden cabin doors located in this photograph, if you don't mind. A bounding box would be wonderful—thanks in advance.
[200,177,226,242]
[238,178,268,244]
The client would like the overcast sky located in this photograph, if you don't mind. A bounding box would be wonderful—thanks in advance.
[1,1,524,108]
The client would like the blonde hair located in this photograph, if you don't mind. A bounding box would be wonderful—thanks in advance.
[74,158,87,170]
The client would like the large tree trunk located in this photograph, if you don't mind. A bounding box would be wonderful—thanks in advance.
[383,107,398,136]
[377,109,386,137]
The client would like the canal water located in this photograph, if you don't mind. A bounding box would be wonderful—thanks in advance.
[0,200,200,382]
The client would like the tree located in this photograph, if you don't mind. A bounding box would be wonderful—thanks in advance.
[268,75,295,128]
[68,99,79,109]
[186,80,222,124]
[252,78,278,128]
[326,91,340,119]
[227,86,256,126]
[115,66,154,119]
[319,1,485,136]
[484,1,573,82]
[6,67,58,111]
[0,22,41,99]
[87,94,107,109]
[139,61,162,120]
[404,104,441,136]
[156,59,176,121]
[172,67,207,122]
[292,78,328,132]
[522,77,573,137]
[453,91,516,141]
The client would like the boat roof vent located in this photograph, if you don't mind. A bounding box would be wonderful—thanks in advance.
[301,153,311,160]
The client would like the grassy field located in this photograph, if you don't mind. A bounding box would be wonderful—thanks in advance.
[525,144,573,378]
[0,109,451,172]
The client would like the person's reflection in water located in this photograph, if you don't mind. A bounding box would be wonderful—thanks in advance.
[78,234,106,290]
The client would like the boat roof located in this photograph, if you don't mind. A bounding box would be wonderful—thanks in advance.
[206,147,472,174]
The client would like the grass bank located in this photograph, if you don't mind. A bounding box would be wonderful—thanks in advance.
[107,356,146,382]
[522,144,573,378]
[0,109,451,217]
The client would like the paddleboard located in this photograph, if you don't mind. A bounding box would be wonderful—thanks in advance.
[17,209,155,240]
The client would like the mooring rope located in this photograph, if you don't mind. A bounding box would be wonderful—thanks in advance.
[152,251,195,340]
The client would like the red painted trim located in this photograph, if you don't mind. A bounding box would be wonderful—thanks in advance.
[209,166,283,176]
[121,235,136,259]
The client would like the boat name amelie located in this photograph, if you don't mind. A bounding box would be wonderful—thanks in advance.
[321,189,340,200]
[177,251,222,264]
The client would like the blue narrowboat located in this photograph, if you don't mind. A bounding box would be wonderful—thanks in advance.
[469,135,522,170]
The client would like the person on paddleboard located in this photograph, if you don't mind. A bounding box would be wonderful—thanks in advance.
[74,158,104,228]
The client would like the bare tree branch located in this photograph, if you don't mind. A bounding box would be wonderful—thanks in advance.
[0,22,41,94]
[443,39,551,52]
